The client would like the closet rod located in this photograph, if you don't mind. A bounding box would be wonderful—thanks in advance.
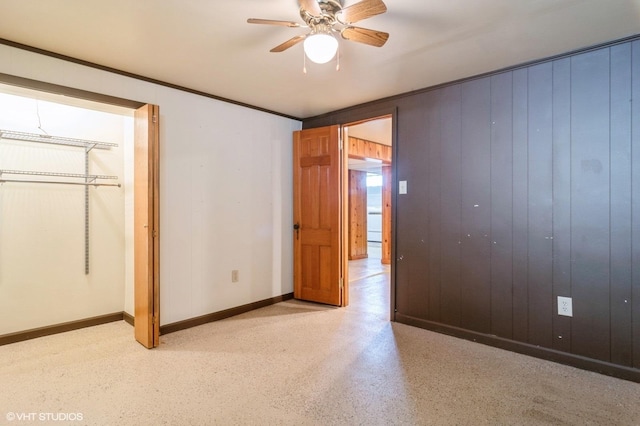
[0,129,117,149]
[0,169,118,181]
[0,179,121,187]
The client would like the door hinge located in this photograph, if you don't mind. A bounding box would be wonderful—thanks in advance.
[152,229,158,238]
[339,135,343,150]
[339,278,344,290]
[152,316,156,324]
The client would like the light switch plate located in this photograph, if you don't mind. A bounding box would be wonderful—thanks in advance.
[399,180,407,195]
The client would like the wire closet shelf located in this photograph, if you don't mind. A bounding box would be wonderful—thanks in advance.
[0,129,120,187]
[0,128,121,274]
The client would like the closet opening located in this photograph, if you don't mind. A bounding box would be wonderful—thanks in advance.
[0,80,154,346]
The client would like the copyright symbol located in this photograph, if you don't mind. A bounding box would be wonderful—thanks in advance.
[6,412,15,421]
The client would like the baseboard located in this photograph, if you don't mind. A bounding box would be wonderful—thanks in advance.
[349,254,368,260]
[160,292,295,335]
[0,293,295,346]
[395,313,640,383]
[123,311,134,326]
[0,312,124,347]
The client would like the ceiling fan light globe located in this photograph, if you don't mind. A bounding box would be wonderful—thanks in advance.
[304,33,338,64]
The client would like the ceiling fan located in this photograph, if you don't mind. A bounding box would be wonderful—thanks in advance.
[248,0,389,65]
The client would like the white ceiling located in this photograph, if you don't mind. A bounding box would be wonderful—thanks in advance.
[347,118,392,145]
[0,0,638,119]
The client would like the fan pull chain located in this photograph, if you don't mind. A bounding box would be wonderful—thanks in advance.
[303,50,307,74]
[336,45,340,71]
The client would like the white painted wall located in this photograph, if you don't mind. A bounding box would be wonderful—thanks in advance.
[0,44,300,329]
[0,92,131,334]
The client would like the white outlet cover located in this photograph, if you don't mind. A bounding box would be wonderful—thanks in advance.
[557,296,573,317]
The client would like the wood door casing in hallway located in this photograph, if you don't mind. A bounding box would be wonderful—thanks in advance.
[348,169,368,260]
[381,164,392,264]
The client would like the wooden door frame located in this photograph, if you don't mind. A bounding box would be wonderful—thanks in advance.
[341,110,397,318]
[340,125,349,306]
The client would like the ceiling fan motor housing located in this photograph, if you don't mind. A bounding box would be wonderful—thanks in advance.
[300,0,344,29]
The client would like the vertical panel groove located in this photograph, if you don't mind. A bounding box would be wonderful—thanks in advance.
[605,48,614,361]
[551,59,555,338]
[526,67,530,345]
[567,57,574,353]
[570,49,612,361]
[609,48,612,362]
[631,40,640,368]
[511,72,518,339]
[551,58,572,353]
[511,73,516,339]
[489,76,494,333]
[512,68,530,342]
[458,89,463,325]
[632,42,635,367]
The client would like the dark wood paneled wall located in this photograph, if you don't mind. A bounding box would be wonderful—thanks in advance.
[304,37,640,380]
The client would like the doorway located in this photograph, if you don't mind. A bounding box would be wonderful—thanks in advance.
[292,114,394,311]
[343,116,393,307]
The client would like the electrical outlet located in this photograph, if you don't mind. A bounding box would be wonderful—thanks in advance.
[557,296,573,317]
[231,270,239,283]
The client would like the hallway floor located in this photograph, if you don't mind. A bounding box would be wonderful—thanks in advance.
[1,266,639,425]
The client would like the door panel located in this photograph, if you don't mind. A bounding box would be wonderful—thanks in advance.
[293,125,344,306]
[134,104,160,348]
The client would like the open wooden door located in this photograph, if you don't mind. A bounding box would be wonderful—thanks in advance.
[293,125,347,306]
[134,104,160,348]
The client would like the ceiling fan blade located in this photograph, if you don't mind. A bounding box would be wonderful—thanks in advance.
[341,26,389,47]
[270,35,307,52]
[337,0,387,24]
[247,18,300,28]
[299,0,322,16]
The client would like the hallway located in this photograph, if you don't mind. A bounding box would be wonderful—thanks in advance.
[349,255,391,321]
[1,265,639,424]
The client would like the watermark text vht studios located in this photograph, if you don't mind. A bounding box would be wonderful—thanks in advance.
[5,412,84,422]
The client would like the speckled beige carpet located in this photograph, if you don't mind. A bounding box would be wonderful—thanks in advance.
[1,270,639,425]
